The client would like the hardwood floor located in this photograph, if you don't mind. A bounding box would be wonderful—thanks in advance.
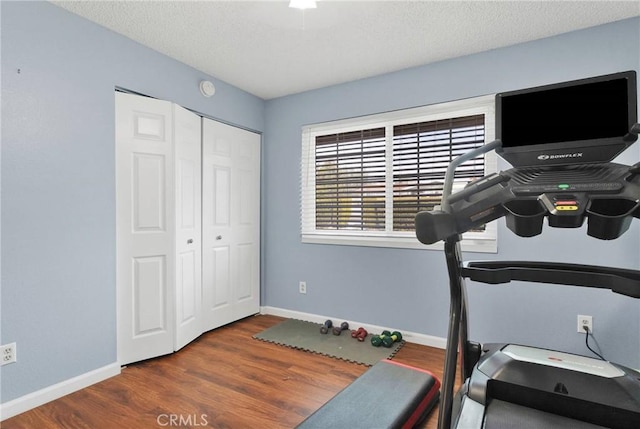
[3,315,447,429]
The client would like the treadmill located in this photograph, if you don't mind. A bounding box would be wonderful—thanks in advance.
[415,70,640,429]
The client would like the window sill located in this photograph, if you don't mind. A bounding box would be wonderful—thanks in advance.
[301,233,497,253]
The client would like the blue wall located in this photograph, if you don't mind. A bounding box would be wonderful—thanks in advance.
[263,17,640,368]
[1,1,264,403]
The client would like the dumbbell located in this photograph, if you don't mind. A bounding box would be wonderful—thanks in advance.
[332,321,349,335]
[371,330,392,347]
[320,319,333,334]
[382,331,403,348]
[351,327,368,342]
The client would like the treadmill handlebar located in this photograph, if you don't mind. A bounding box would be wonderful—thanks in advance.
[415,210,457,245]
[623,122,640,141]
[441,139,503,212]
[463,261,640,299]
[446,173,510,205]
[416,140,506,245]
[414,140,504,245]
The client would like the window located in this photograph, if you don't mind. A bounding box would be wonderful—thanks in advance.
[301,95,497,252]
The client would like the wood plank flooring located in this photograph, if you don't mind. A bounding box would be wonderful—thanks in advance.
[3,315,448,429]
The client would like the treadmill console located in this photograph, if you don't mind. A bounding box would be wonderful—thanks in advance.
[415,71,640,244]
[495,162,639,237]
[415,159,640,244]
[496,71,637,168]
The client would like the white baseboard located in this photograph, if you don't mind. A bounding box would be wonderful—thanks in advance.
[260,306,447,350]
[0,362,121,421]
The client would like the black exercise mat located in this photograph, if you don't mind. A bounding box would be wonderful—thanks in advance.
[253,319,404,366]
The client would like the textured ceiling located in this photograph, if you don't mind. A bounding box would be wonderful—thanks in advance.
[53,1,640,100]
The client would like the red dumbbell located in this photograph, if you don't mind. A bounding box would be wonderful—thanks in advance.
[351,327,368,342]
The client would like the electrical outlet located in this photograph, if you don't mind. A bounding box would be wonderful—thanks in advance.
[577,315,593,333]
[1,342,17,366]
[299,281,307,294]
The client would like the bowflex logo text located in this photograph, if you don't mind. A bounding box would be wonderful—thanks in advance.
[157,414,209,427]
[537,153,583,161]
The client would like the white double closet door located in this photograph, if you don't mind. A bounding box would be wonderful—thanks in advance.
[115,92,260,365]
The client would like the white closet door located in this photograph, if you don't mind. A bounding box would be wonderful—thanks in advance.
[230,126,261,321]
[116,92,175,365]
[173,105,203,351]
[202,119,261,331]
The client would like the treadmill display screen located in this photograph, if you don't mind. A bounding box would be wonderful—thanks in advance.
[496,71,637,167]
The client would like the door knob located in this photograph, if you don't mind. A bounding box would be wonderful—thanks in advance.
[216,235,222,240]
[187,239,193,244]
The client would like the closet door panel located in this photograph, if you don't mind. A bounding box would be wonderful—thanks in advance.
[236,244,253,301]
[202,120,234,330]
[133,255,167,334]
[231,130,261,320]
[174,105,203,351]
[202,241,231,323]
[211,246,232,305]
[202,118,260,330]
[132,154,166,231]
[116,92,174,365]
[178,251,196,318]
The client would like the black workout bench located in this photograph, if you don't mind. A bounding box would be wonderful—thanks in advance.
[297,360,441,429]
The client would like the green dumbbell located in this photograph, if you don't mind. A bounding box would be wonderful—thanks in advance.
[371,330,392,347]
[382,331,403,348]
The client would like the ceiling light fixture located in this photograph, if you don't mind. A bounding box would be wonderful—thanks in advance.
[289,0,317,10]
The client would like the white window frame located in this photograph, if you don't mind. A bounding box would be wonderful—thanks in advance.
[301,95,497,253]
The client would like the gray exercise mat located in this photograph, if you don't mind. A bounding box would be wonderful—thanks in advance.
[253,319,404,366]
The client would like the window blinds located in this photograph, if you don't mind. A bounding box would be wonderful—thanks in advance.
[392,115,485,230]
[303,115,485,234]
[314,128,386,231]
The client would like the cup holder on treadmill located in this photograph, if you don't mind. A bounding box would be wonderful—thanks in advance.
[503,200,546,237]
[587,198,639,240]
